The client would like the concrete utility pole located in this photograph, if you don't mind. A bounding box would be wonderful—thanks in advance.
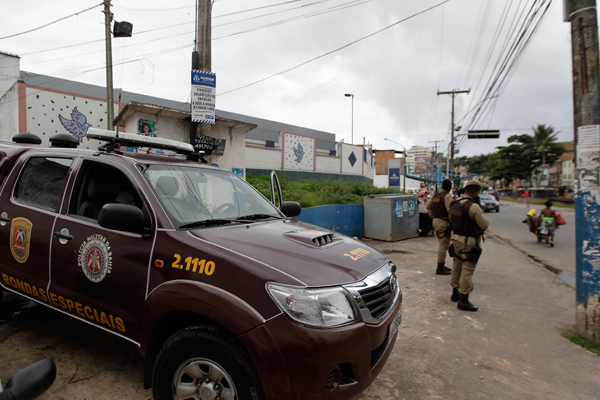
[568,0,600,343]
[437,89,470,170]
[103,0,114,130]
[429,140,443,169]
[190,0,212,145]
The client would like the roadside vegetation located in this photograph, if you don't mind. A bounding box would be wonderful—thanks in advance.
[563,330,600,356]
[247,174,401,208]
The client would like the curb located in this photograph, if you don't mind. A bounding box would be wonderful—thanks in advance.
[486,231,576,289]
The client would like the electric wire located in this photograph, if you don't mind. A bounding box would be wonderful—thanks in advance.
[218,0,452,96]
[0,2,104,41]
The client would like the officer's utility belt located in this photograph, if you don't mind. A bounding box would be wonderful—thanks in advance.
[448,239,482,263]
[436,226,452,239]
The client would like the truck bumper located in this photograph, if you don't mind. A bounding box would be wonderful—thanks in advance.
[239,293,402,400]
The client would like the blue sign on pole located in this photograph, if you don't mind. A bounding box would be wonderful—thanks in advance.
[191,70,216,124]
[389,168,400,187]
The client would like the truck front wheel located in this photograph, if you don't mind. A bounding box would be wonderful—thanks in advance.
[152,324,264,400]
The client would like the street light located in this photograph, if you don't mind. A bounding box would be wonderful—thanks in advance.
[384,138,406,192]
[345,94,354,144]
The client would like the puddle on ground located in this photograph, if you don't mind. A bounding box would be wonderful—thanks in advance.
[542,263,576,288]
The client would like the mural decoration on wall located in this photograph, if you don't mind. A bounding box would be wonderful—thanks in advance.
[283,133,314,171]
[58,107,90,142]
[293,143,304,163]
[348,151,357,167]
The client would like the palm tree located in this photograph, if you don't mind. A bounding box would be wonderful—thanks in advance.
[531,124,559,186]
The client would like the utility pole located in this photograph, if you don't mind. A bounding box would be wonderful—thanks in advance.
[429,140,443,169]
[567,0,600,343]
[103,0,114,130]
[190,0,212,146]
[437,89,470,170]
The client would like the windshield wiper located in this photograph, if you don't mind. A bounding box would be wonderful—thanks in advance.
[179,219,235,229]
[236,213,283,221]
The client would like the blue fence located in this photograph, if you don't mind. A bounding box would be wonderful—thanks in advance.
[295,204,364,238]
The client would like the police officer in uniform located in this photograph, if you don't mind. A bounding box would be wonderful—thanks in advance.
[426,179,453,275]
[448,180,489,311]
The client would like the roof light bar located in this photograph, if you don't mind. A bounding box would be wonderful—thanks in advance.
[86,128,194,155]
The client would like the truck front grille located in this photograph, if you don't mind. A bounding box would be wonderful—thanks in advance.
[358,277,395,320]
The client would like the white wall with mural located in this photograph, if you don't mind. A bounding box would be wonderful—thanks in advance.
[283,132,315,171]
[340,143,365,175]
[18,86,120,148]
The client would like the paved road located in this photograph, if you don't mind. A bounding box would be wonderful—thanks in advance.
[484,201,575,272]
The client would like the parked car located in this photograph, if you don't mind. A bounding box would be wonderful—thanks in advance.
[479,193,500,212]
[0,130,402,400]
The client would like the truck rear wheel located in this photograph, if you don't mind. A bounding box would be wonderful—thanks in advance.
[152,324,263,400]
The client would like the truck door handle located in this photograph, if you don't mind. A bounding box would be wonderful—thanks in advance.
[54,230,73,243]
[0,212,9,226]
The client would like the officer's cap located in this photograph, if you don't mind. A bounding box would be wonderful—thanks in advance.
[464,179,482,188]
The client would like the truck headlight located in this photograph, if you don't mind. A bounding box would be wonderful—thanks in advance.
[267,283,358,328]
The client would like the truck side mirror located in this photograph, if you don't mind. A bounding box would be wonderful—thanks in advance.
[280,201,301,217]
[1,358,56,400]
[98,204,145,235]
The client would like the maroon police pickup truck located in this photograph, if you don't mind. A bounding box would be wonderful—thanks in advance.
[0,129,402,400]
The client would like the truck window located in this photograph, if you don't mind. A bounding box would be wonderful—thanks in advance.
[140,164,281,227]
[14,157,72,210]
[69,161,149,226]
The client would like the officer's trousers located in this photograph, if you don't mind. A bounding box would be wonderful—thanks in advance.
[450,240,478,294]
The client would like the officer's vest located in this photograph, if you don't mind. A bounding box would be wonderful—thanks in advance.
[449,198,482,237]
[429,190,449,219]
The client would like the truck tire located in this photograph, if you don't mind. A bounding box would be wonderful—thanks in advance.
[152,324,264,400]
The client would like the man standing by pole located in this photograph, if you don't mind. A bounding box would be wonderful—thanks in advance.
[448,180,489,312]
[426,179,454,275]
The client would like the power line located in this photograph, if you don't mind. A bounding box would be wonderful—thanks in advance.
[0,2,103,41]
[218,0,452,96]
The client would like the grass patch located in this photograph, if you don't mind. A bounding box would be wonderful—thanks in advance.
[499,197,575,209]
[246,174,402,208]
[563,330,600,355]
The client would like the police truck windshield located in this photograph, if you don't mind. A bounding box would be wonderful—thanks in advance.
[140,164,281,228]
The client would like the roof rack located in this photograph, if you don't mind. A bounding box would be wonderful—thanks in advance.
[86,128,195,156]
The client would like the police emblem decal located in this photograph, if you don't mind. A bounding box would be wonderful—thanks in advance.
[78,234,113,283]
[10,217,32,263]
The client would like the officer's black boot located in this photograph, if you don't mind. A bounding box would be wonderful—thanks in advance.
[450,287,459,302]
[436,263,451,275]
[457,293,478,311]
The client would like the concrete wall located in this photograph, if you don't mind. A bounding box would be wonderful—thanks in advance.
[0,85,18,139]
[0,53,19,99]
[316,154,340,174]
[246,146,281,170]
[295,204,365,237]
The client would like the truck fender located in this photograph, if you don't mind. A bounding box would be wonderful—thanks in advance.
[139,280,268,388]
[140,279,267,354]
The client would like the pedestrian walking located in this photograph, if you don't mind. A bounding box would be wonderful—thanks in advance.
[426,179,454,275]
[537,200,557,247]
[448,180,489,312]
[524,190,530,207]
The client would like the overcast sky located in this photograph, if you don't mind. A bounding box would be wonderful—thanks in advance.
[0,0,576,157]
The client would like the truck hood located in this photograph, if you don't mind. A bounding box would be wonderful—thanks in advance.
[189,219,389,287]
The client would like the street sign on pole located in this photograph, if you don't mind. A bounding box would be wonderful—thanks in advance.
[467,130,500,139]
[191,70,216,124]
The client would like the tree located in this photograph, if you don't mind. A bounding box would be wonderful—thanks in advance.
[508,125,565,186]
